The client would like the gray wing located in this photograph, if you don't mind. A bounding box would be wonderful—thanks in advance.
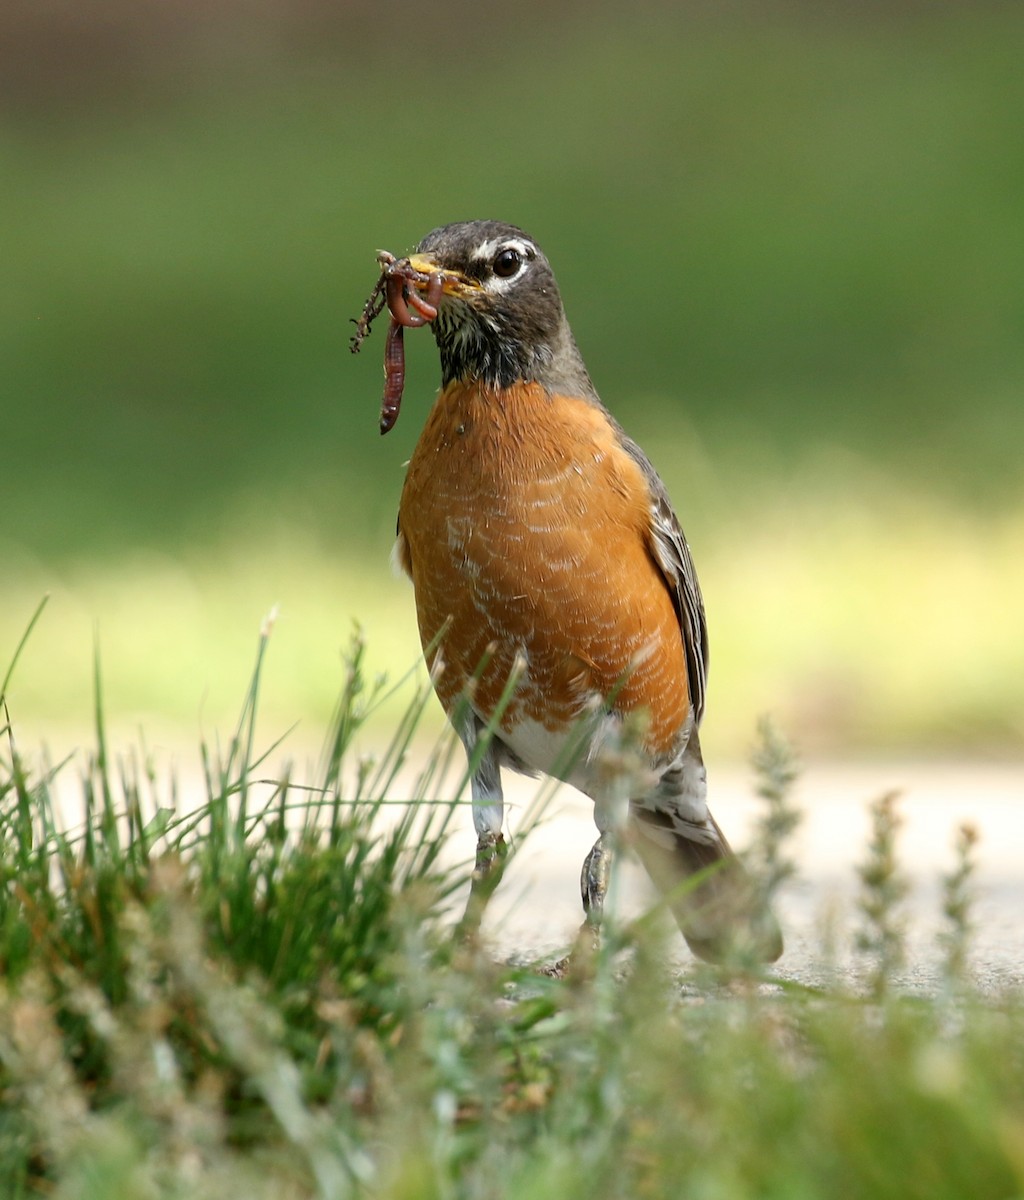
[619,435,709,726]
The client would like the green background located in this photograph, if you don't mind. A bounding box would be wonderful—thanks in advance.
[3,1,1022,758]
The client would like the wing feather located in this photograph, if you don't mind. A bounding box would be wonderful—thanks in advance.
[618,435,709,725]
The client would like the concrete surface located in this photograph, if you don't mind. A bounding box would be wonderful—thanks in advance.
[460,760,1024,992]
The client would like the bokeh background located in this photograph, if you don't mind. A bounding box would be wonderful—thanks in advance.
[3,0,1023,765]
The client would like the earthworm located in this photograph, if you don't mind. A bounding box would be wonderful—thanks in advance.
[385,271,443,328]
[380,318,405,434]
[406,272,444,320]
[349,271,387,353]
[352,251,446,434]
[378,270,444,434]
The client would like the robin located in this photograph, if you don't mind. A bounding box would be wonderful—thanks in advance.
[379,220,782,964]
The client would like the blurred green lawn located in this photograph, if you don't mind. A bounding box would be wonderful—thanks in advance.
[2,2,1022,758]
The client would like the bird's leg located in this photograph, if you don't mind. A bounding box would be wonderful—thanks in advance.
[544,834,612,978]
[582,760,632,931]
[455,718,507,940]
[569,831,614,965]
[465,825,509,932]
[551,760,632,974]
[580,833,612,928]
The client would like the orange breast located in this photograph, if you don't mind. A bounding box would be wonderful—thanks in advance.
[397,381,691,761]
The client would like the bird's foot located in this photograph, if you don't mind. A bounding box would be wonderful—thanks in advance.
[541,920,602,979]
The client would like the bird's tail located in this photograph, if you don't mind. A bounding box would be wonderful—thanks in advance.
[628,806,784,964]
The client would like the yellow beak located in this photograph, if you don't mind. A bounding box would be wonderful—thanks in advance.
[406,253,481,296]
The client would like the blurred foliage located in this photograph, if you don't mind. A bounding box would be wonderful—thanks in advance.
[2,1,1022,752]
[4,2,1023,553]
[1,643,1022,1198]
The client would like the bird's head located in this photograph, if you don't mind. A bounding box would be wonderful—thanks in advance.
[404,220,593,396]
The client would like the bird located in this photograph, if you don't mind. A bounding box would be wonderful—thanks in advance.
[383,219,783,964]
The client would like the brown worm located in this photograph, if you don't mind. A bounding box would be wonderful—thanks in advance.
[378,270,444,434]
[385,270,443,328]
[352,252,446,434]
[349,252,400,352]
[349,275,387,353]
[380,318,405,434]
[406,273,444,321]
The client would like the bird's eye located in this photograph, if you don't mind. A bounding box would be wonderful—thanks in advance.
[492,247,524,279]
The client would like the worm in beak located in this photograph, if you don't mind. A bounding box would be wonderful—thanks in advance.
[350,251,446,434]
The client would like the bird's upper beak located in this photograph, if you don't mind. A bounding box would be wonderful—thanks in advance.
[406,253,482,298]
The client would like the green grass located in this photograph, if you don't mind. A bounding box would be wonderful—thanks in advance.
[1,614,1023,1198]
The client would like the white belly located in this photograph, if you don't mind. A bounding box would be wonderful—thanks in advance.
[499,708,661,817]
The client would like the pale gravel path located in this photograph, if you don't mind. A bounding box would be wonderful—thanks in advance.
[470,761,1024,992]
